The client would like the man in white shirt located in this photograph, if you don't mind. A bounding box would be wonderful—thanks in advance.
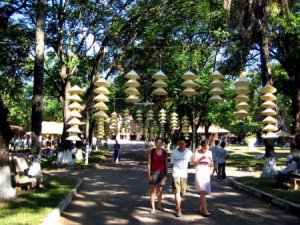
[276,154,298,188]
[170,137,193,217]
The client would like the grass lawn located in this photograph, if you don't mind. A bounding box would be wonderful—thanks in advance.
[0,174,78,225]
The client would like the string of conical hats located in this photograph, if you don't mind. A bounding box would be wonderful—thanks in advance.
[233,72,250,118]
[93,77,110,138]
[181,70,198,96]
[171,112,179,131]
[124,70,141,103]
[66,85,83,141]
[109,112,118,136]
[159,109,167,137]
[260,84,278,138]
[152,70,168,96]
[208,70,224,102]
[181,116,190,139]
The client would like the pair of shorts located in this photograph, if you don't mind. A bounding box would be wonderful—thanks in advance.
[149,170,167,185]
[172,177,187,194]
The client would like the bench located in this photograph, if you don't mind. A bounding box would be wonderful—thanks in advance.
[12,156,42,191]
[286,176,300,190]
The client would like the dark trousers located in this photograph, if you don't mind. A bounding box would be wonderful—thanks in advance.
[276,172,290,187]
[217,163,226,180]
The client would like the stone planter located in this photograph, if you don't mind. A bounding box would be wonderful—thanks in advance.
[245,138,256,151]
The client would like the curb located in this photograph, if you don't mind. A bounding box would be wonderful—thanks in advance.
[231,178,300,215]
[41,174,83,225]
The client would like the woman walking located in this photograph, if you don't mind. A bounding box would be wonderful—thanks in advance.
[194,140,213,217]
[147,138,168,214]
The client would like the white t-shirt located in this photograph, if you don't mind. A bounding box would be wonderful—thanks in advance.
[171,148,193,178]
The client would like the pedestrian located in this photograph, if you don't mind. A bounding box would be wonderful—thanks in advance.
[147,138,168,214]
[113,140,120,163]
[276,154,298,188]
[210,140,220,178]
[216,141,229,182]
[194,140,213,217]
[170,137,193,217]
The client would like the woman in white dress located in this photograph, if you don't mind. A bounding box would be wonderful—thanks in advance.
[194,140,213,217]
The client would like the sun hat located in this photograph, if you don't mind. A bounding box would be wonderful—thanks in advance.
[286,154,293,162]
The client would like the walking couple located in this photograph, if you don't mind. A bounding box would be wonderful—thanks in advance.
[147,137,213,217]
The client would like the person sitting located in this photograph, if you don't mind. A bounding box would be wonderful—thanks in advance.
[276,154,298,188]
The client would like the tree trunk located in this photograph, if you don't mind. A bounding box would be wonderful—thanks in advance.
[31,0,46,154]
[0,98,16,200]
[291,76,300,156]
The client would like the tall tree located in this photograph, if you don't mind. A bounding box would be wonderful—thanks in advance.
[31,0,46,153]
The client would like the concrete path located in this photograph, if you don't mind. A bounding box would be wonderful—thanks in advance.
[54,142,300,225]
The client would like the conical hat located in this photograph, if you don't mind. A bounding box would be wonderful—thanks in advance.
[181,80,198,88]
[68,102,83,110]
[234,110,249,118]
[262,116,277,124]
[94,86,110,95]
[93,110,108,118]
[208,95,223,102]
[234,94,250,102]
[93,94,109,102]
[67,117,82,125]
[262,131,278,139]
[234,87,250,95]
[67,94,83,102]
[261,93,277,101]
[93,102,108,110]
[152,70,168,80]
[125,79,140,87]
[69,85,83,94]
[66,125,81,133]
[181,71,197,80]
[181,88,196,96]
[152,80,168,88]
[125,95,140,103]
[171,112,178,116]
[209,87,224,95]
[124,87,140,95]
[69,110,82,118]
[66,134,81,141]
[209,79,224,87]
[261,108,277,116]
[111,112,118,116]
[235,77,250,87]
[153,87,168,96]
[125,70,140,79]
[262,124,278,132]
[261,100,277,108]
[260,84,277,94]
[235,102,251,110]
[209,70,224,79]
[94,78,110,87]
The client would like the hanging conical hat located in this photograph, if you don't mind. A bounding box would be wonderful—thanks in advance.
[181,87,196,96]
[262,124,278,132]
[67,94,83,102]
[235,102,251,110]
[209,70,224,80]
[125,95,140,103]
[234,110,249,118]
[124,87,140,95]
[152,80,168,88]
[93,94,109,102]
[93,110,108,118]
[235,77,250,87]
[111,112,118,116]
[234,86,250,95]
[124,108,130,113]
[262,116,278,124]
[94,86,110,95]
[181,70,197,80]
[152,70,168,80]
[262,131,278,139]
[69,110,82,118]
[261,108,277,116]
[208,95,223,102]
[209,87,224,95]
[153,87,168,96]
[181,80,198,88]
[68,102,83,110]
[67,117,82,125]
[94,77,110,87]
[66,134,81,141]
[69,85,83,94]
[209,79,224,87]
[260,84,277,94]
[261,100,277,108]
[125,79,140,87]
[125,70,140,79]
[261,93,277,101]
[93,102,108,110]
[234,94,250,102]
[66,125,81,133]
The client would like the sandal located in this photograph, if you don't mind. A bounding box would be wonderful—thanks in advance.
[203,211,211,217]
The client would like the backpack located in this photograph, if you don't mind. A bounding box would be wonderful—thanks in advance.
[150,148,167,171]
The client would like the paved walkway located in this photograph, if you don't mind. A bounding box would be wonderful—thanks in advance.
[54,143,300,225]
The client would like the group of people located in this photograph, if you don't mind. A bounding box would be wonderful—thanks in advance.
[147,137,223,217]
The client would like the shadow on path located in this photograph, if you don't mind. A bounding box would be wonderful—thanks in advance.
[55,143,300,225]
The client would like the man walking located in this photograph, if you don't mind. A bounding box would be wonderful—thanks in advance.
[170,137,193,217]
[211,140,220,178]
[216,141,229,182]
